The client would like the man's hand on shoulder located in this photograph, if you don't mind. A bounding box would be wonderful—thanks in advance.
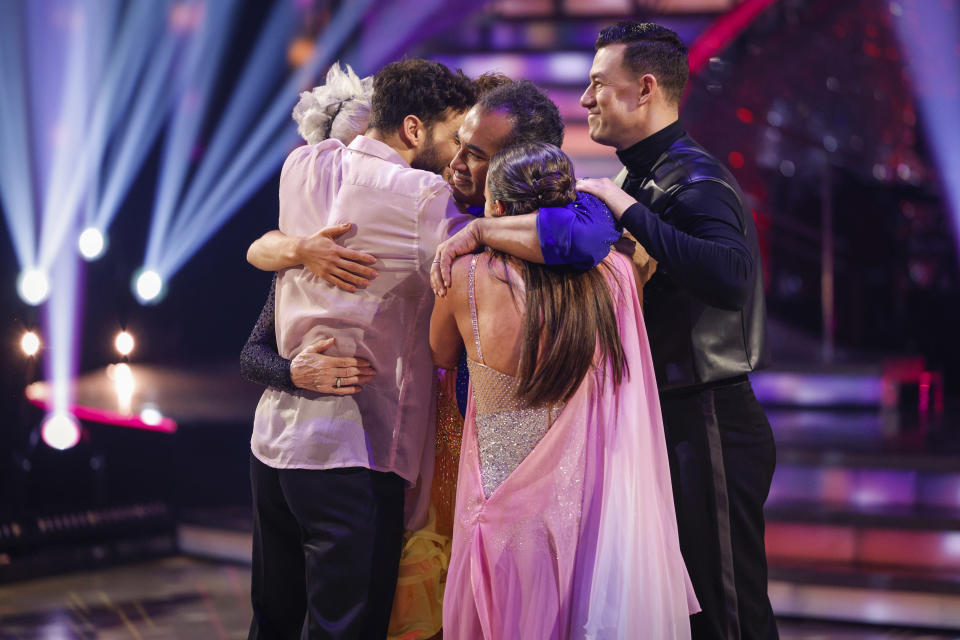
[431,218,483,297]
[576,178,637,220]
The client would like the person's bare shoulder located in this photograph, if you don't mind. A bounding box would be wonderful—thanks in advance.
[446,253,476,301]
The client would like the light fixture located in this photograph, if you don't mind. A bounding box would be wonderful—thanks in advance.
[21,331,41,356]
[140,407,163,426]
[78,227,106,260]
[134,269,163,303]
[115,331,134,356]
[41,412,81,451]
[17,269,50,305]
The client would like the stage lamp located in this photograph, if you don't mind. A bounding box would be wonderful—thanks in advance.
[21,331,40,356]
[140,407,163,426]
[115,331,134,356]
[134,269,164,303]
[78,227,106,260]
[17,269,50,305]
[41,412,81,451]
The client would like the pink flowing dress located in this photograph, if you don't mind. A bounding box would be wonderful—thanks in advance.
[443,251,699,639]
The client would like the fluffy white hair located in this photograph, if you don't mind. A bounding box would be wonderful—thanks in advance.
[292,62,373,145]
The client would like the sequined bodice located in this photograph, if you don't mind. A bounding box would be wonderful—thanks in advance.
[467,255,562,498]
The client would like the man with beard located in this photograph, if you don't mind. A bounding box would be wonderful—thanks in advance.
[433,21,776,640]
[245,59,474,640]
[244,63,618,640]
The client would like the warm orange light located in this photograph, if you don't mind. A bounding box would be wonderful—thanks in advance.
[115,331,134,356]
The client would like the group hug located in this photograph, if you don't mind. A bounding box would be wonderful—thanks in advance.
[238,20,777,640]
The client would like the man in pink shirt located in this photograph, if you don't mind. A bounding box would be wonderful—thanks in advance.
[247,59,475,639]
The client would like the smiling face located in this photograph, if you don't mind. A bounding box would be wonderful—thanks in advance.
[580,44,645,150]
[449,106,514,207]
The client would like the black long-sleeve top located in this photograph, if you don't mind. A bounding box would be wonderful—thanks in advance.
[239,275,298,392]
[616,120,754,311]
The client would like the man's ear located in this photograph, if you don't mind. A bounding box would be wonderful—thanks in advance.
[638,73,658,105]
[399,114,427,149]
[494,200,506,217]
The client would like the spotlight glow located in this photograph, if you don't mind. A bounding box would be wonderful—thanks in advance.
[21,331,41,356]
[115,331,134,356]
[134,270,163,303]
[41,412,81,451]
[17,269,50,305]
[107,362,136,415]
[140,407,163,426]
[78,227,105,260]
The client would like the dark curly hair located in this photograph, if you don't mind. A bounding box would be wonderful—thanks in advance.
[596,22,689,105]
[368,59,476,131]
[477,80,564,149]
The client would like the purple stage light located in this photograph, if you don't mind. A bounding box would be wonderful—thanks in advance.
[41,412,81,451]
[893,1,960,267]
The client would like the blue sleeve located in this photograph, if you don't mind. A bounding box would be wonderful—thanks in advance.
[239,275,298,392]
[536,192,620,269]
[619,181,754,310]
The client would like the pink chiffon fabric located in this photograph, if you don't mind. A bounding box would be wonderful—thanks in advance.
[443,251,699,639]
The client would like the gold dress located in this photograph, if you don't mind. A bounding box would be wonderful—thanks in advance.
[386,368,463,640]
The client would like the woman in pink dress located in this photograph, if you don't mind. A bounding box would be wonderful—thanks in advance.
[430,142,698,639]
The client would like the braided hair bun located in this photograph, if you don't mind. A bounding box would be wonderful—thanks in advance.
[487,142,577,215]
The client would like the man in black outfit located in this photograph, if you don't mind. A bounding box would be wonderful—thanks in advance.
[576,22,778,640]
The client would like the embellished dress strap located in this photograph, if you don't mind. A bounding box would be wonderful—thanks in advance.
[468,254,484,364]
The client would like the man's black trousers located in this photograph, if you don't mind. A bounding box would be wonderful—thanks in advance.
[248,455,405,640]
[661,378,778,640]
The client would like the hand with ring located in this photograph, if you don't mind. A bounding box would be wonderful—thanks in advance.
[291,337,376,395]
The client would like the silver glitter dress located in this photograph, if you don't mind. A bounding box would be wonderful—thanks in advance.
[466,255,562,498]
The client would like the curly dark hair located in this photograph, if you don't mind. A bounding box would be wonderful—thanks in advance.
[596,22,689,105]
[477,80,564,149]
[369,59,476,131]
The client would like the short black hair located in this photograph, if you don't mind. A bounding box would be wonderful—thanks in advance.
[596,22,689,104]
[369,58,476,131]
[477,80,564,148]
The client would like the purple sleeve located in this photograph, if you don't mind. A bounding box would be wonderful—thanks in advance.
[536,192,620,269]
[239,275,298,392]
[619,181,754,310]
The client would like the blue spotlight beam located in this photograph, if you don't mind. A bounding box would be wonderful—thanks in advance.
[37,0,168,270]
[893,1,960,267]
[90,23,186,235]
[37,0,104,272]
[157,126,302,277]
[147,0,241,270]
[0,0,38,268]
[81,0,122,227]
[344,0,484,75]
[44,226,80,416]
[153,0,378,278]
[146,0,301,271]
[41,1,94,247]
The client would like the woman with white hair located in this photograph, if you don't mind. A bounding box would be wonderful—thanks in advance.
[240,62,451,640]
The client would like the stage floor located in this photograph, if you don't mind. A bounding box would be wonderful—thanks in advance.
[0,556,955,639]
[0,556,250,639]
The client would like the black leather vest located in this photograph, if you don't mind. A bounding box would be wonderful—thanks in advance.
[615,134,769,391]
